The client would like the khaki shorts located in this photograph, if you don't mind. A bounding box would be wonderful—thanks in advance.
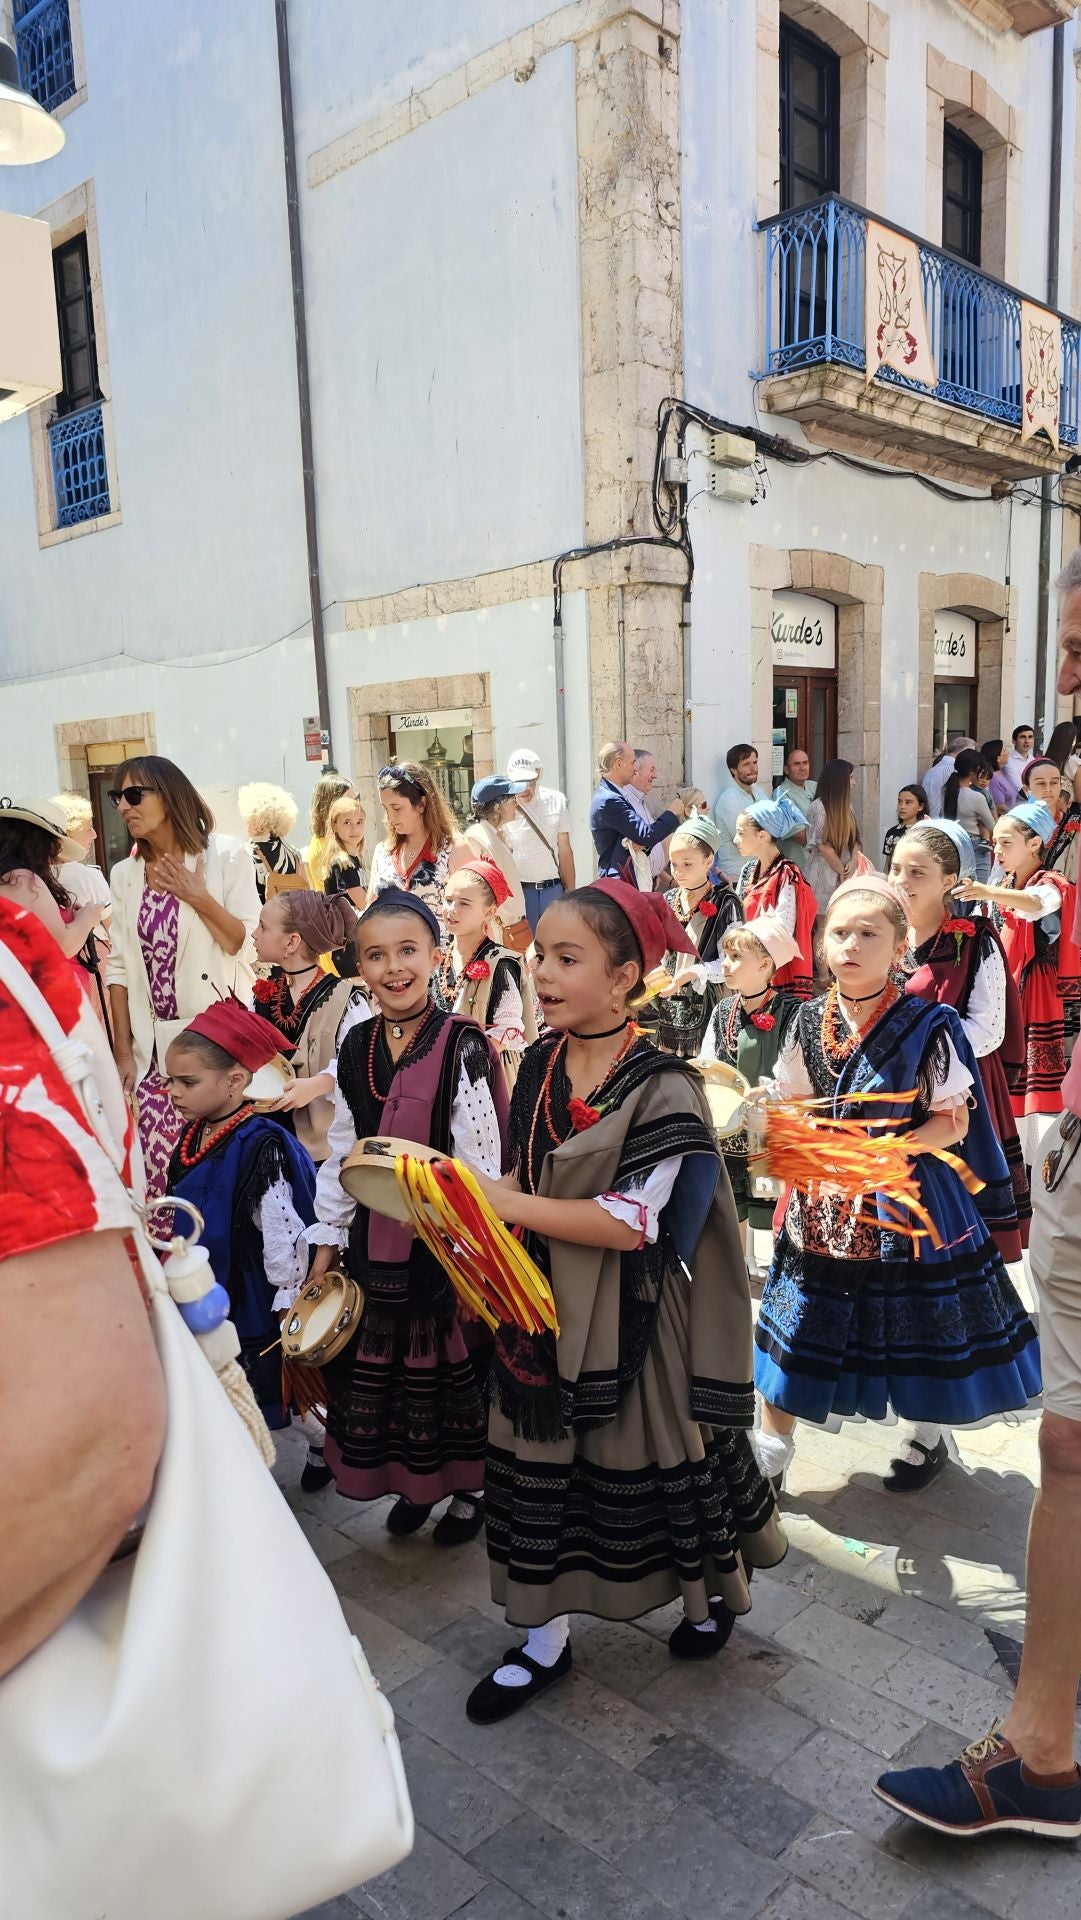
[1030,1114,1081,1423]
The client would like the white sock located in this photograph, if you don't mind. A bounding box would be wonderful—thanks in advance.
[446,1493,482,1520]
[691,1615,718,1634]
[755,1429,795,1479]
[492,1614,570,1688]
[897,1423,944,1466]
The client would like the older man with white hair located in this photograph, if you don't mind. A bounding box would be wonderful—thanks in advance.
[877,548,1081,1840]
[501,748,576,931]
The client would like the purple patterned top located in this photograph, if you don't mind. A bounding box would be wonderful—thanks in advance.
[137,883,180,1022]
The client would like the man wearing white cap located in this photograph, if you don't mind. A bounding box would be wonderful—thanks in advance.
[501,749,576,932]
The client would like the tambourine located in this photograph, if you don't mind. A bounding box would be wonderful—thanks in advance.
[696,1060,752,1141]
[339,1136,441,1222]
[280,1269,364,1367]
[244,1051,297,1111]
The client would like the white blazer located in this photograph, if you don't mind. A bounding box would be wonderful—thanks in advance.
[107,834,260,1083]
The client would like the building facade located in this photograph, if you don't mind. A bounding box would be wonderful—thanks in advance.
[0,0,1079,867]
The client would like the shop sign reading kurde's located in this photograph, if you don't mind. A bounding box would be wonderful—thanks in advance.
[771,591,837,670]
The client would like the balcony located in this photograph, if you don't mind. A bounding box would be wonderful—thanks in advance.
[757,195,1080,486]
[49,402,110,528]
[14,0,75,114]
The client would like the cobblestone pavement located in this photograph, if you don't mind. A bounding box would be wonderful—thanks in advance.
[284,1268,1078,1920]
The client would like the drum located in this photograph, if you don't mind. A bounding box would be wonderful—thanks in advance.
[280,1270,364,1367]
[245,1052,297,1111]
[339,1135,441,1221]
[697,1060,751,1142]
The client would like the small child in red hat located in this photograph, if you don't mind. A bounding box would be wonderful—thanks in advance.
[164,1001,317,1428]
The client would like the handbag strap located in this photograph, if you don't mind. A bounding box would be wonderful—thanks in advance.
[517,800,560,875]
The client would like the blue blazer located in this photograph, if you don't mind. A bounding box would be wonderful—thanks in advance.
[588,778,679,876]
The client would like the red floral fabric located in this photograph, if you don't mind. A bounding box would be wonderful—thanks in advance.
[0,900,138,1263]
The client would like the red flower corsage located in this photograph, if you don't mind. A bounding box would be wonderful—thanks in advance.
[463,958,490,981]
[567,1097,602,1131]
[252,978,278,1006]
[751,1010,776,1031]
[1066,820,1081,836]
[942,916,976,964]
[697,900,718,919]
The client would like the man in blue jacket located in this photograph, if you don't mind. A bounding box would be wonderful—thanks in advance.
[588,741,688,876]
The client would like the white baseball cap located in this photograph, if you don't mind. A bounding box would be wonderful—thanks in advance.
[507,749,541,779]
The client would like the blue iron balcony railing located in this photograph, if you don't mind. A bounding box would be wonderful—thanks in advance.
[14,0,75,115]
[49,402,110,528]
[758,194,1081,449]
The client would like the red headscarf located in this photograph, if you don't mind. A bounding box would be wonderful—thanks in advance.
[457,857,513,908]
[184,999,292,1068]
[592,878,696,972]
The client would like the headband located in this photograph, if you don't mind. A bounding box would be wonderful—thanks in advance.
[828,871,909,918]
[591,878,696,973]
[456,857,513,909]
[912,817,977,882]
[1020,757,1059,785]
[1006,799,1056,845]
[377,765,426,803]
[356,885,441,944]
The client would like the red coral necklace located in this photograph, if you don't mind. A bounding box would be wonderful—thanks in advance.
[528,1026,638,1175]
[175,1105,250,1171]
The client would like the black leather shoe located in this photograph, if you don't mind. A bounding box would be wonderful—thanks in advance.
[466,1644,573,1724]
[668,1599,738,1660]
[300,1454,333,1493]
[432,1496,485,1546]
[882,1434,948,1493]
[385,1497,434,1535]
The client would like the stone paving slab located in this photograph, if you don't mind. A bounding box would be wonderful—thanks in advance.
[272,1394,1078,1920]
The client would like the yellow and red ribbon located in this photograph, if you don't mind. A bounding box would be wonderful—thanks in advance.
[394,1154,560,1336]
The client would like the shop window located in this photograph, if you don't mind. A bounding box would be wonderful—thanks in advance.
[388,707,474,824]
[770,590,838,781]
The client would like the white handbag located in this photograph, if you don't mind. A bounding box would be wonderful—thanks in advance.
[0,939,414,1920]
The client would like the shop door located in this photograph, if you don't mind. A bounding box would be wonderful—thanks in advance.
[772,673,837,781]
[932,683,977,755]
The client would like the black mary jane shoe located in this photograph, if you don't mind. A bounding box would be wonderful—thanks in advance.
[431,1495,485,1547]
[385,1497,434,1536]
[881,1434,949,1493]
[668,1599,738,1661]
[465,1644,573,1724]
[300,1455,334,1493]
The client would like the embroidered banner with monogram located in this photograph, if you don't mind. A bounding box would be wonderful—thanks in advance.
[1020,300,1061,450]
[865,221,937,391]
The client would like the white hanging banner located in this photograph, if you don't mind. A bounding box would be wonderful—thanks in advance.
[933,611,977,682]
[771,591,837,670]
[865,221,937,391]
[1020,301,1061,450]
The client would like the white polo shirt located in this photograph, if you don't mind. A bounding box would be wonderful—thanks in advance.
[502,786,569,883]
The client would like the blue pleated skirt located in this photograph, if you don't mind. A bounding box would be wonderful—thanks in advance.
[753,1156,1042,1425]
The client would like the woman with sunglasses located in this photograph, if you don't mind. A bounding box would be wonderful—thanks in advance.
[367,761,467,940]
[106,756,260,1198]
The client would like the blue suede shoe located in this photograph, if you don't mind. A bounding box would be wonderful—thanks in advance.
[875,1729,1081,1840]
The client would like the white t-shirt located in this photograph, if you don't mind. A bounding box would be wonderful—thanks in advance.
[501,786,569,884]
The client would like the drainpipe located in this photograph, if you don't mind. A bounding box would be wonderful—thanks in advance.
[275,0,333,763]
[1034,23,1064,747]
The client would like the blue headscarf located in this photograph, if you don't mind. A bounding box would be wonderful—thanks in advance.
[745,792,808,842]
[1006,799,1056,846]
[923,817,977,882]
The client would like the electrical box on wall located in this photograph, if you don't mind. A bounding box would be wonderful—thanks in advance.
[705,431,756,468]
[706,466,758,503]
[0,211,61,423]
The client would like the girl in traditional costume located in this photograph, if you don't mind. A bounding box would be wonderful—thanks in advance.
[305,889,507,1546]
[432,858,538,1091]
[644,811,743,1057]
[164,1002,317,1429]
[753,875,1040,1496]
[699,913,801,1273]
[252,889,371,1164]
[734,794,817,1001]
[962,799,1078,1164]
[462,880,785,1725]
[886,821,1032,1489]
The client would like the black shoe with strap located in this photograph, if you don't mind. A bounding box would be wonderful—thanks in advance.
[385,1497,434,1536]
[668,1599,738,1660]
[465,1644,573,1724]
[431,1495,485,1547]
[882,1434,948,1493]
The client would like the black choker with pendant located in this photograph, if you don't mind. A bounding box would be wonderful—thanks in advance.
[384,1004,431,1041]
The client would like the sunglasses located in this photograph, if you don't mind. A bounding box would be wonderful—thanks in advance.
[1043,1111,1081,1193]
[108,785,156,809]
